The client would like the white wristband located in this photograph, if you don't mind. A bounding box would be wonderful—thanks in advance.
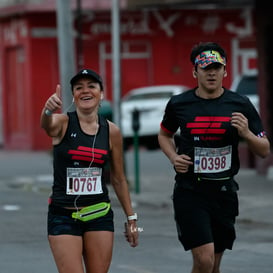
[127,213,137,221]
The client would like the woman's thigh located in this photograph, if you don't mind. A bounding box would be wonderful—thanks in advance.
[48,234,84,273]
[83,231,114,273]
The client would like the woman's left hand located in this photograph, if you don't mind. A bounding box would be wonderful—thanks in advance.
[124,221,139,247]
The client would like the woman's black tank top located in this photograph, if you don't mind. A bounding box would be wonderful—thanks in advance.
[51,111,111,207]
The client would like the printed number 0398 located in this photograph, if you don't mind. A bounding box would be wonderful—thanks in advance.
[201,156,226,170]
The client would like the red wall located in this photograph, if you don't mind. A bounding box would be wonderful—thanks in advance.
[0,17,31,149]
[0,8,257,150]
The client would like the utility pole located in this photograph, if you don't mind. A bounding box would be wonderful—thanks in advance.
[76,0,83,71]
[111,0,121,128]
[111,0,131,184]
[56,0,76,111]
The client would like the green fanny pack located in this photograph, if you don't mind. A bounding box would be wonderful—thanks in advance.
[72,202,111,222]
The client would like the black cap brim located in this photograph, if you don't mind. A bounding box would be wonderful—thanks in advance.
[70,69,103,90]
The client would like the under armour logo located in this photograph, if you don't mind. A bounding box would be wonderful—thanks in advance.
[82,70,88,74]
[71,133,77,138]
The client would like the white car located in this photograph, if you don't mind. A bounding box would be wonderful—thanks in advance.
[230,73,259,113]
[121,85,189,149]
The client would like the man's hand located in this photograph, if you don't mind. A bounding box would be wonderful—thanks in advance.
[171,154,193,173]
[231,112,250,138]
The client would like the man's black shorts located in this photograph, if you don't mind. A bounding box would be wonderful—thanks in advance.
[172,187,239,253]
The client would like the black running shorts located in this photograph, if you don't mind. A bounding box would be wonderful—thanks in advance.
[172,187,238,253]
[47,205,114,236]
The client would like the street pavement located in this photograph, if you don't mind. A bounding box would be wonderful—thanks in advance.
[0,149,273,273]
[1,149,272,226]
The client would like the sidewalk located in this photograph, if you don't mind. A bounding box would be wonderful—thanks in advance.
[128,168,273,226]
[0,150,273,226]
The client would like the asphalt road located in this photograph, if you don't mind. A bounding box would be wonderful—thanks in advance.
[0,149,272,273]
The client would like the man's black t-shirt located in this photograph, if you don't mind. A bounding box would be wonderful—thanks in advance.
[160,88,265,191]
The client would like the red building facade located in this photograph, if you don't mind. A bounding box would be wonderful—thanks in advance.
[0,6,257,150]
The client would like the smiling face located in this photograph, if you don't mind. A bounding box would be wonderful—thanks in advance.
[72,77,103,113]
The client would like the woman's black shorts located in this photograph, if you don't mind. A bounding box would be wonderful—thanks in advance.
[47,204,114,236]
[172,187,239,253]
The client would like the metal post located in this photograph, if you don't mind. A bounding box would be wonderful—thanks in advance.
[76,0,84,71]
[132,109,140,194]
[133,131,140,194]
[111,0,121,128]
[56,0,76,111]
[111,0,129,185]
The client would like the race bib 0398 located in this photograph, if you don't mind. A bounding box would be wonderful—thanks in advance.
[194,146,232,174]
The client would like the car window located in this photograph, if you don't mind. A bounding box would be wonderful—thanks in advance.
[236,75,257,95]
[124,91,174,101]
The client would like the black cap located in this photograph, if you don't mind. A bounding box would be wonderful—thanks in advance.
[70,69,103,90]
